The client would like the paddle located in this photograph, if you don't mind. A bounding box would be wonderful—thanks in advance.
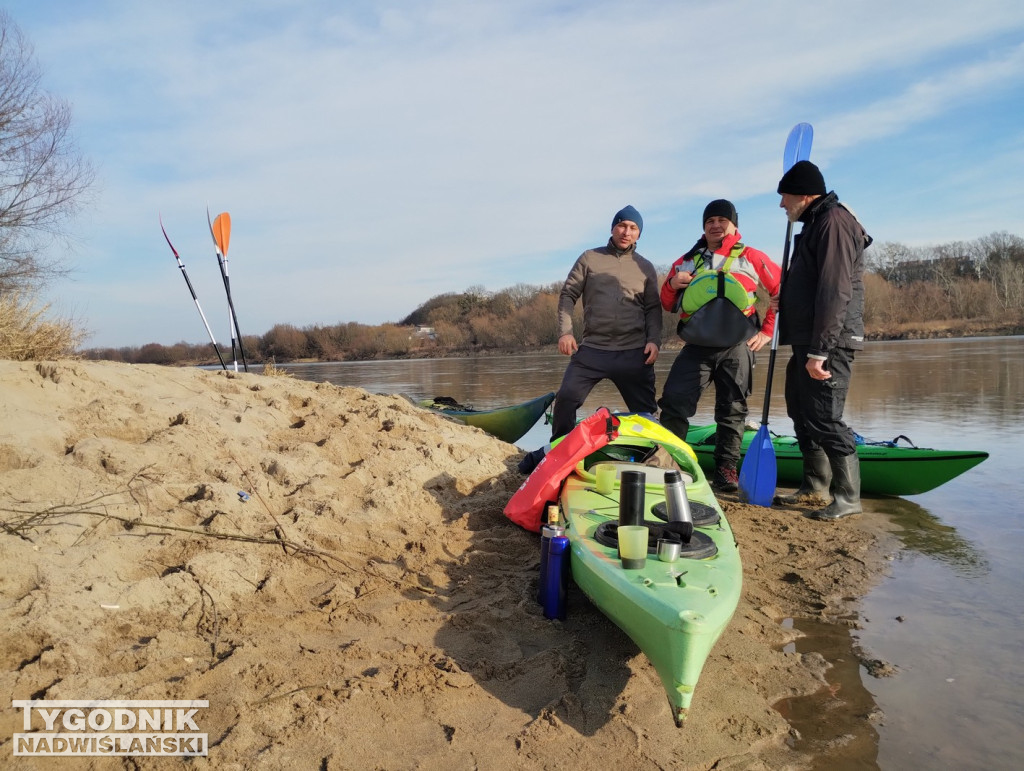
[207,208,249,372]
[738,122,813,506]
[159,214,228,370]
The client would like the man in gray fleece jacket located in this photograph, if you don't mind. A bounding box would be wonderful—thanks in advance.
[549,205,662,439]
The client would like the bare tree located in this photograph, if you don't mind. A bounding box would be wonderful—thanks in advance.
[0,11,94,294]
[865,241,918,282]
[978,231,1024,269]
[988,260,1024,313]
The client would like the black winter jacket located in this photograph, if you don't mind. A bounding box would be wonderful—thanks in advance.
[779,192,872,356]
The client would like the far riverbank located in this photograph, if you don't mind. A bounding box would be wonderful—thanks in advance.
[271,319,1024,366]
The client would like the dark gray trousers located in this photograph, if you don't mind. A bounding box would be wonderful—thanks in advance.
[550,345,657,439]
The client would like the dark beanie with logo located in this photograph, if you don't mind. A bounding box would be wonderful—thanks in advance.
[777,160,826,196]
[612,205,643,235]
[702,199,738,226]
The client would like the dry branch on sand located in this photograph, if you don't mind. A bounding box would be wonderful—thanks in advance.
[0,360,891,769]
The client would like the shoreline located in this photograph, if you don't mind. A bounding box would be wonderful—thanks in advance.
[276,324,1024,363]
[0,360,897,768]
[90,324,1023,368]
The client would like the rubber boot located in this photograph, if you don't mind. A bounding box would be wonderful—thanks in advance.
[659,415,690,445]
[774,448,831,505]
[811,454,862,521]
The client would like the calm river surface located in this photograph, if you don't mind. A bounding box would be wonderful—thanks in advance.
[282,337,1024,769]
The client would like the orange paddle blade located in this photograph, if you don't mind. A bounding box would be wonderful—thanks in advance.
[213,212,231,256]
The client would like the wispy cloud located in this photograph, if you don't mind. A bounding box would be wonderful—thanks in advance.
[8,0,1024,345]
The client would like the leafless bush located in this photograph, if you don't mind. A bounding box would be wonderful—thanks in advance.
[0,291,83,359]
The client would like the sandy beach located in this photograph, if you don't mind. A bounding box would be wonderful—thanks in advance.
[0,360,895,769]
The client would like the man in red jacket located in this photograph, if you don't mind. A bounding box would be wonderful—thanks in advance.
[658,200,781,492]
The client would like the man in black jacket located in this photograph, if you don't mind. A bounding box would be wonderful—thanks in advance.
[774,161,872,520]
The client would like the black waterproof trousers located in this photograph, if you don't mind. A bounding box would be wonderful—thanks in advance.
[657,341,753,470]
[785,345,858,457]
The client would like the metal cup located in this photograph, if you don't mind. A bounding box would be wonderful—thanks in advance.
[657,538,681,563]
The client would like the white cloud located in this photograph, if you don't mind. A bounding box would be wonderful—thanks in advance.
[6,0,1024,345]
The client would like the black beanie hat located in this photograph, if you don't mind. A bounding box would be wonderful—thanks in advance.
[702,199,738,226]
[612,205,643,235]
[777,160,826,196]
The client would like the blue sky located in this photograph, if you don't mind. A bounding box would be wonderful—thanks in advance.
[7,0,1024,348]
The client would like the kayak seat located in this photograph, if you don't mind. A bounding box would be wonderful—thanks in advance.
[577,460,693,487]
[594,521,719,560]
[649,500,721,528]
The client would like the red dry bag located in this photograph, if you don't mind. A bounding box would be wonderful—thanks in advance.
[503,408,619,532]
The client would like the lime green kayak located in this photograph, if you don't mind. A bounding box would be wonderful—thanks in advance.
[558,415,741,727]
[686,424,988,496]
[419,392,554,444]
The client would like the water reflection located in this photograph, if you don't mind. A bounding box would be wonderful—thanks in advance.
[281,354,567,412]
[873,497,989,578]
[843,337,1024,437]
[281,337,1024,441]
[774,617,881,769]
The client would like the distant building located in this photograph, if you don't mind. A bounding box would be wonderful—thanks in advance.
[882,256,979,286]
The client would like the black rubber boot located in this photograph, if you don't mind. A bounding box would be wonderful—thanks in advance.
[659,415,690,444]
[774,448,831,505]
[811,454,862,520]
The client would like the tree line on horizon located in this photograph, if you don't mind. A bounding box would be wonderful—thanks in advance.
[80,231,1024,366]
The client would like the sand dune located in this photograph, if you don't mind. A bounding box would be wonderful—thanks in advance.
[0,360,888,769]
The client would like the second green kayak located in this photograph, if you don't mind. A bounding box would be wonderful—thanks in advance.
[685,424,988,496]
[419,392,554,444]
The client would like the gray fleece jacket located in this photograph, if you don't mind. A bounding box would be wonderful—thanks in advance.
[557,239,662,350]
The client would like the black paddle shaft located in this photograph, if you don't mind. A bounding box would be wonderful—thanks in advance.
[218,261,249,373]
[759,219,794,425]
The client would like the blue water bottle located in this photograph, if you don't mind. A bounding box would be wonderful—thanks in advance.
[543,529,570,620]
[537,506,562,604]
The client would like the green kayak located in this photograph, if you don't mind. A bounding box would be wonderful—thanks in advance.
[558,415,741,727]
[686,424,988,496]
[419,392,554,444]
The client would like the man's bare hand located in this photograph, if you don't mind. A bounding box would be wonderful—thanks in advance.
[644,342,659,365]
[558,334,578,356]
[747,331,771,352]
[806,358,831,380]
[671,270,693,291]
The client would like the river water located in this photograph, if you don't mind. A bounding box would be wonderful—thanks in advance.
[281,337,1024,769]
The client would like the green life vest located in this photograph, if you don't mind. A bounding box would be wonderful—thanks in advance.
[679,244,757,318]
[676,243,758,348]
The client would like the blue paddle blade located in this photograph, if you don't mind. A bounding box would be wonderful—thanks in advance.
[783,122,814,172]
[738,424,777,507]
